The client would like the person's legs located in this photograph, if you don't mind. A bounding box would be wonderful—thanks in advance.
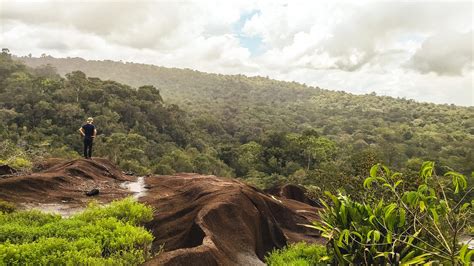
[88,140,93,158]
[83,138,89,158]
[84,138,92,158]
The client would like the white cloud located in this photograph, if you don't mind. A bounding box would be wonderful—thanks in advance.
[0,0,472,106]
[408,30,473,76]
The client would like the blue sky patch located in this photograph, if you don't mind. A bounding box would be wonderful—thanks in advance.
[233,10,264,56]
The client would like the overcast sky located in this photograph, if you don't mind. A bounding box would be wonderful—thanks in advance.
[1,0,473,106]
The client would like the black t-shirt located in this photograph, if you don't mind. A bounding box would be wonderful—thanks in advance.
[82,124,95,138]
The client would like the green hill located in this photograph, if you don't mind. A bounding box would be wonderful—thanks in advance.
[3,52,473,198]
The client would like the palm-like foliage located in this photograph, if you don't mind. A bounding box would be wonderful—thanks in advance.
[310,162,473,265]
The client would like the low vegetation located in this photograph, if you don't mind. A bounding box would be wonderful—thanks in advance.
[0,198,154,265]
[0,200,16,214]
[265,242,328,266]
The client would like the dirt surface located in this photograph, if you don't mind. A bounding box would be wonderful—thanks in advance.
[0,159,323,265]
[142,174,322,266]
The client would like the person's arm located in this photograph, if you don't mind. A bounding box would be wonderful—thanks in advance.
[93,128,97,138]
[78,127,85,137]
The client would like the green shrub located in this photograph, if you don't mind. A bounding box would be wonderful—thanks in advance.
[314,193,427,264]
[0,198,154,265]
[312,162,473,265]
[0,157,32,172]
[0,200,16,213]
[76,197,153,225]
[265,242,329,266]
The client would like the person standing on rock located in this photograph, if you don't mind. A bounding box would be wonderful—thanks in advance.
[79,117,97,159]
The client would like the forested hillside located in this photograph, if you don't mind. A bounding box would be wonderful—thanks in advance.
[2,51,232,177]
[4,52,474,199]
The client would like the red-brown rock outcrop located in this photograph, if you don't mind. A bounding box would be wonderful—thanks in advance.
[0,159,323,265]
[142,174,322,265]
[0,158,132,203]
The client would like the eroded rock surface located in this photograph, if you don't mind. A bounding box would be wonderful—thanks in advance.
[0,159,323,265]
[0,158,133,204]
[142,174,322,265]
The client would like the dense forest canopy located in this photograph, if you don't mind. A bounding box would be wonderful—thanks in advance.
[2,51,473,199]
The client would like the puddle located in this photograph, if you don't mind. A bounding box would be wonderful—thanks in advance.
[121,176,147,199]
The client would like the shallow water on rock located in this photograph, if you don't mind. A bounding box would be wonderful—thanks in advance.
[120,176,147,199]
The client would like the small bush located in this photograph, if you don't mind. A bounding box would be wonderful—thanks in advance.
[0,157,32,172]
[76,197,154,225]
[265,242,329,266]
[0,197,154,265]
[0,200,16,213]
